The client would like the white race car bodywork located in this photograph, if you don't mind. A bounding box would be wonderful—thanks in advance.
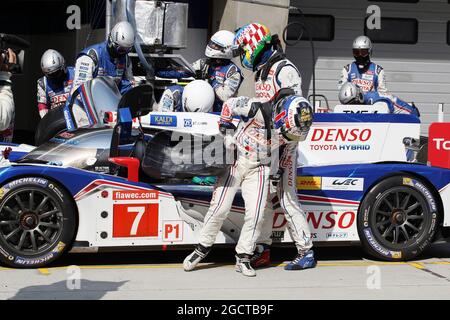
[69,112,424,249]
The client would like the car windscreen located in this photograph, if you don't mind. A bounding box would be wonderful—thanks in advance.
[21,128,113,171]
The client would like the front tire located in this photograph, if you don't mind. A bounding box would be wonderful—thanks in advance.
[0,177,76,268]
[358,175,438,261]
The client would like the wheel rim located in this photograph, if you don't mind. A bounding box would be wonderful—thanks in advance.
[371,186,429,250]
[0,188,63,256]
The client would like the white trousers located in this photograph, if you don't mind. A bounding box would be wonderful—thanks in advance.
[258,144,313,252]
[198,157,270,255]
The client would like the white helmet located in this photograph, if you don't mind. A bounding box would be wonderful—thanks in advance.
[352,35,372,68]
[205,30,236,60]
[108,21,135,57]
[353,35,372,51]
[41,49,66,77]
[339,82,364,104]
[182,80,215,112]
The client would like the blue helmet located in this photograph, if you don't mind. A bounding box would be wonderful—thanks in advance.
[274,95,314,142]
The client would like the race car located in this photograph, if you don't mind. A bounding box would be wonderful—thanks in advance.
[0,77,449,268]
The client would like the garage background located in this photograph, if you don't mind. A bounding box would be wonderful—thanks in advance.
[3,0,450,143]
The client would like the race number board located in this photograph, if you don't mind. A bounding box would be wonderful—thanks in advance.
[112,190,159,238]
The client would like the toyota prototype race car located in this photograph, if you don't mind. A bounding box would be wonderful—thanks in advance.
[0,77,450,268]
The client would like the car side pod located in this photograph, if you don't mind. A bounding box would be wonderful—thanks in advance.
[109,157,140,182]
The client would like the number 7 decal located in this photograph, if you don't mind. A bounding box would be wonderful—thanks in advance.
[128,206,145,236]
[113,203,159,237]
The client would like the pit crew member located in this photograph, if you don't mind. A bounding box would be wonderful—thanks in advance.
[233,23,316,269]
[183,96,273,277]
[0,48,16,142]
[71,21,135,96]
[338,36,388,95]
[157,30,243,113]
[339,82,420,117]
[37,49,74,118]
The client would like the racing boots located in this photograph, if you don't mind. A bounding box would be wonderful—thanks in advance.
[250,244,271,268]
[235,254,256,277]
[183,244,211,271]
[284,249,317,271]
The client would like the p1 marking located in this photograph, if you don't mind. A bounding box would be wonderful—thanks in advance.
[163,221,183,242]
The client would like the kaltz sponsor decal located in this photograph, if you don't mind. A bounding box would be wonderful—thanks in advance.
[322,177,364,191]
[113,190,158,201]
[150,115,177,127]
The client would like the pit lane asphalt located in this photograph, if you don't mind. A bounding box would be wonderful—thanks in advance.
[1,244,450,300]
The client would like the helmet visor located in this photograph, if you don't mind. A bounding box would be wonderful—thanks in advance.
[352,48,370,57]
[46,68,65,80]
[112,41,133,55]
[207,40,225,52]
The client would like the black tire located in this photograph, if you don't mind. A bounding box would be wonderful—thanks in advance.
[0,177,77,268]
[358,175,439,261]
[34,106,67,146]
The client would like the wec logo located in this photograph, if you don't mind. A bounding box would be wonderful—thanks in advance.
[332,179,359,186]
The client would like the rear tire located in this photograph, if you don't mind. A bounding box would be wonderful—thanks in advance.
[357,175,438,261]
[34,107,67,146]
[0,177,76,268]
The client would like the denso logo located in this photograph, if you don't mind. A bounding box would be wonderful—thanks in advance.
[311,128,372,142]
[433,138,450,150]
[273,211,355,230]
[255,83,271,91]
